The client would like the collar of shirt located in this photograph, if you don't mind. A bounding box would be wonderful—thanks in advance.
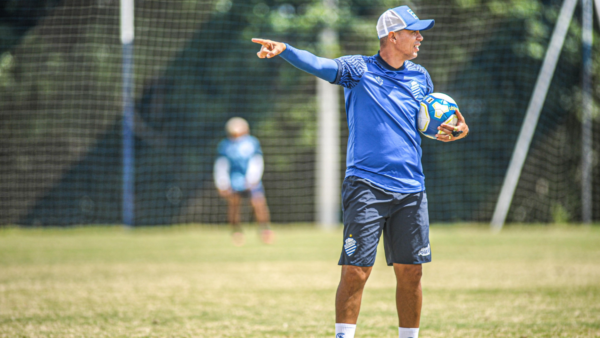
[375,52,406,71]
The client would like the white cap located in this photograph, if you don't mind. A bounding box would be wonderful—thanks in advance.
[377,9,407,39]
[377,6,435,39]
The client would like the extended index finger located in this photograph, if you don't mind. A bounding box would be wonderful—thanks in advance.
[251,38,272,47]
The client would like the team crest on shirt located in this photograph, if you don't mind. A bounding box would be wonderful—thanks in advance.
[375,76,383,86]
[344,237,357,256]
[410,80,422,100]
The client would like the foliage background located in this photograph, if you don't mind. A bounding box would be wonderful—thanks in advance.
[0,0,598,225]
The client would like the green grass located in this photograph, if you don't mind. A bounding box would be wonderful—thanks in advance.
[0,224,599,337]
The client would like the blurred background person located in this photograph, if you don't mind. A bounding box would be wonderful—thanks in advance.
[213,117,273,246]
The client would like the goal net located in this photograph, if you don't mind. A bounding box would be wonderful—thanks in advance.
[0,0,597,225]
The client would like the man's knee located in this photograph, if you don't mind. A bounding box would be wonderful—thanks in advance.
[251,195,267,208]
[394,264,422,285]
[341,265,372,289]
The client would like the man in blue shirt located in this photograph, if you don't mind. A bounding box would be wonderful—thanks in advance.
[253,5,468,338]
[214,117,273,246]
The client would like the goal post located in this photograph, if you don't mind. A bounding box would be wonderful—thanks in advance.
[581,0,594,225]
[121,0,135,227]
[490,0,578,231]
[316,0,340,229]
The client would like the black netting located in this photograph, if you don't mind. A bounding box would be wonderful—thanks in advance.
[0,0,598,225]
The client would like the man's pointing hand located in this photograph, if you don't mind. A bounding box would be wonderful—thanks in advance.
[252,38,286,59]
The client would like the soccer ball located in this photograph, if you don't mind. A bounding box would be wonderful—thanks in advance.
[418,93,459,140]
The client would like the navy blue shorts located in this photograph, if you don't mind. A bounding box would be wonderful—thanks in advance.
[338,176,431,267]
[233,182,265,200]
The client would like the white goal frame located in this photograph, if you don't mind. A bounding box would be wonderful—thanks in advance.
[490,0,579,231]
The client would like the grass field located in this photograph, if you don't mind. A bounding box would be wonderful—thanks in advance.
[0,224,599,338]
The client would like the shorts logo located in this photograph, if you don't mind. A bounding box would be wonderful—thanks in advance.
[418,244,430,256]
[344,237,357,256]
[336,334,345,338]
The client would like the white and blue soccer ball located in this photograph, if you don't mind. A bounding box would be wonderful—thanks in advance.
[418,93,459,140]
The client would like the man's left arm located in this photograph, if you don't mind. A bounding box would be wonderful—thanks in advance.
[422,71,468,142]
[245,138,264,188]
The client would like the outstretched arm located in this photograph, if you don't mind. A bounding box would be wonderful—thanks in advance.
[252,38,338,83]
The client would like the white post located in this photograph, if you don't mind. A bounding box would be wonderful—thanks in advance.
[582,0,593,224]
[490,0,577,231]
[121,0,135,226]
[316,0,340,229]
[595,0,600,27]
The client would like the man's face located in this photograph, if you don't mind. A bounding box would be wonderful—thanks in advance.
[228,129,247,139]
[394,29,423,60]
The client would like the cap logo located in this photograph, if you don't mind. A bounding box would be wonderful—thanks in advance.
[407,8,419,20]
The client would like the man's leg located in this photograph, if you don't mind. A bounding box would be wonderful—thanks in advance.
[394,263,422,337]
[250,194,270,224]
[384,191,429,338]
[227,193,244,245]
[227,193,242,227]
[335,265,372,338]
[336,265,372,323]
[336,177,392,337]
[250,194,273,244]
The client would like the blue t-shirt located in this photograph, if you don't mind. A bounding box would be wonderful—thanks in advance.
[217,135,263,192]
[332,54,434,193]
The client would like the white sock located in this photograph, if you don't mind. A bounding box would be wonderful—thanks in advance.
[335,323,356,338]
[399,327,419,338]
